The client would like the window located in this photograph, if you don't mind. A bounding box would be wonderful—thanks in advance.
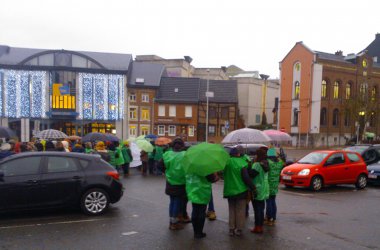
[185,106,192,118]
[141,126,149,136]
[294,81,300,99]
[221,107,229,119]
[255,114,261,123]
[158,105,165,117]
[129,93,136,102]
[141,107,150,121]
[370,112,376,127]
[360,83,368,98]
[129,107,137,120]
[141,94,149,103]
[158,125,165,136]
[168,125,176,136]
[347,153,360,162]
[46,157,79,173]
[321,80,327,98]
[320,108,327,126]
[332,109,339,126]
[371,87,377,101]
[188,125,195,137]
[344,112,350,127]
[333,81,339,99]
[129,125,137,137]
[0,157,41,176]
[325,153,345,165]
[208,125,216,136]
[209,107,217,118]
[220,125,227,136]
[293,109,299,126]
[345,83,351,99]
[169,106,176,117]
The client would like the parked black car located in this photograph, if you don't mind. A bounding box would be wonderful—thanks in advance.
[343,144,380,165]
[366,161,380,185]
[0,152,123,215]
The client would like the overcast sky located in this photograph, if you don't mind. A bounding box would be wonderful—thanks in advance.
[1,0,379,78]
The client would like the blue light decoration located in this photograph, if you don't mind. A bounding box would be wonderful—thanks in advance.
[0,70,47,118]
[0,71,2,117]
[78,73,124,120]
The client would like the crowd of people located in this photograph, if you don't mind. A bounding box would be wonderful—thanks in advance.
[0,138,133,176]
[161,138,285,239]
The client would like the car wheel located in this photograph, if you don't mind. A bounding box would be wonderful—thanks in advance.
[284,185,292,188]
[80,188,110,215]
[355,174,367,189]
[310,176,323,191]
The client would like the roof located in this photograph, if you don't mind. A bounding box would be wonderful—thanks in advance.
[0,45,133,71]
[128,62,165,87]
[315,51,350,63]
[199,79,238,103]
[362,33,380,58]
[155,77,201,103]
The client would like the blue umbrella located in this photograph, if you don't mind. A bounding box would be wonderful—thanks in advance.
[82,132,119,143]
[145,134,158,140]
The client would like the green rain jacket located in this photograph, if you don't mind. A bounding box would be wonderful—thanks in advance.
[223,157,248,198]
[186,173,212,205]
[163,151,186,185]
[115,147,125,166]
[121,146,132,164]
[267,158,284,196]
[154,146,164,161]
[251,162,269,201]
[108,150,116,167]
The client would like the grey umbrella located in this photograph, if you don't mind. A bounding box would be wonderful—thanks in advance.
[222,128,271,144]
[0,126,16,139]
[36,129,68,140]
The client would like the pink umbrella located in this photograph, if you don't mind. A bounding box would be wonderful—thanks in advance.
[263,130,292,142]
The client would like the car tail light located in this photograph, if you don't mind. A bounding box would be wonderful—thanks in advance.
[107,171,120,180]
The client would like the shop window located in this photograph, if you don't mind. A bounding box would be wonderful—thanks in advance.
[158,125,165,136]
[188,125,195,137]
[158,105,165,117]
[168,125,176,136]
[142,94,149,103]
[141,107,150,121]
[129,107,137,120]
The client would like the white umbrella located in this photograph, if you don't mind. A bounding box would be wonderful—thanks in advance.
[263,129,292,142]
[36,129,68,139]
[222,128,271,144]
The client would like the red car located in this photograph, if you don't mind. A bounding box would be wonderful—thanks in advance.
[281,150,368,191]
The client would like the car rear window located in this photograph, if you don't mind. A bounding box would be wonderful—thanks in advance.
[347,153,360,162]
[0,157,42,176]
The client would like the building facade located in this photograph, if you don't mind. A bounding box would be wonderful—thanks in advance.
[279,35,380,147]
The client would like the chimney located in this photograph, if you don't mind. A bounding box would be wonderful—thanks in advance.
[335,50,343,56]
[221,66,227,72]
[376,33,380,40]
[184,56,193,64]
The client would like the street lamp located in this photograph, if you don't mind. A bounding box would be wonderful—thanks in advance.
[206,69,210,142]
[260,74,269,125]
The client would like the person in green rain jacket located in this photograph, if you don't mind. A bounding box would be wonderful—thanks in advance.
[114,141,125,172]
[186,168,218,238]
[163,138,187,231]
[223,147,255,236]
[265,148,284,225]
[121,141,133,176]
[154,145,164,175]
[248,148,269,234]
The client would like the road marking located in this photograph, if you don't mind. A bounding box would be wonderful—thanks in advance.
[0,218,104,230]
[122,231,138,236]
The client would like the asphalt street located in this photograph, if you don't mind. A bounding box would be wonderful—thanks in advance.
[0,149,379,250]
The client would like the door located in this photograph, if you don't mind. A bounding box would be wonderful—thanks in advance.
[0,156,42,210]
[345,152,364,182]
[323,153,348,184]
[39,156,84,206]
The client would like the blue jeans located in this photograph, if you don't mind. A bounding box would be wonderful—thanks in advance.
[265,195,277,220]
[207,191,215,212]
[169,196,182,223]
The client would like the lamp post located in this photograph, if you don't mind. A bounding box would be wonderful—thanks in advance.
[259,74,269,125]
[206,69,210,142]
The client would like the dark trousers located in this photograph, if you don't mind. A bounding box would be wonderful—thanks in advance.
[122,163,130,175]
[191,203,207,236]
[181,196,189,217]
[142,161,148,174]
[148,159,155,174]
[252,199,265,226]
[265,195,277,220]
[169,196,182,223]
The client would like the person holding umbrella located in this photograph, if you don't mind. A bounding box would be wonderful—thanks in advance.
[224,147,255,236]
[249,148,269,234]
[120,141,133,177]
[162,138,187,230]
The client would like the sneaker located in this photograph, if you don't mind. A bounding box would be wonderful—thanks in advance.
[250,226,263,234]
[207,211,216,221]
[169,223,184,230]
[267,219,274,226]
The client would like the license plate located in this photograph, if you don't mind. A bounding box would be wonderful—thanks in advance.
[282,175,291,180]
[369,174,377,179]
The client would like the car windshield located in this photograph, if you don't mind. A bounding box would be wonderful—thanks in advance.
[298,152,329,164]
[343,146,369,154]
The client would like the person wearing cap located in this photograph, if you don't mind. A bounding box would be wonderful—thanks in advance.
[223,147,255,236]
[265,148,284,226]
[0,143,14,160]
[162,138,187,231]
[248,148,269,234]
[121,141,133,177]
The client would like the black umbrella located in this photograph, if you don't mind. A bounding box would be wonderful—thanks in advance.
[82,132,119,143]
[0,126,16,139]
